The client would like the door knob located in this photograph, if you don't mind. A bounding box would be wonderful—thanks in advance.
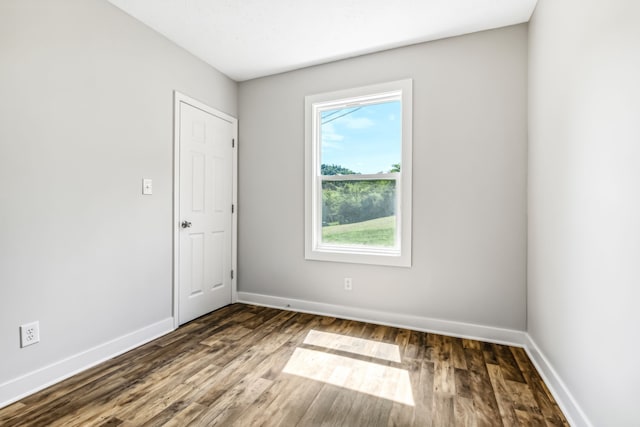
[181,220,192,229]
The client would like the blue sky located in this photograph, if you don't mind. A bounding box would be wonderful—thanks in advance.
[320,101,401,174]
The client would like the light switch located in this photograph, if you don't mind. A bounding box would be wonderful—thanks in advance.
[142,178,153,195]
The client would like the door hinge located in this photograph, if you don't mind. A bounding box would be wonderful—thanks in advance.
[232,138,235,148]
[231,204,235,214]
[231,270,234,279]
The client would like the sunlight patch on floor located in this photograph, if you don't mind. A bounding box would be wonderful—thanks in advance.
[303,329,402,363]
[283,347,415,406]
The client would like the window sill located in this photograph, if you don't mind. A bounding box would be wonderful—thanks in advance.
[305,247,411,267]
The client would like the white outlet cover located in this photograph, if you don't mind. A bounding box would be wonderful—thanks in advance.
[20,321,40,348]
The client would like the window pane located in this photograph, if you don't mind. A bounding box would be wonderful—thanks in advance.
[320,101,401,176]
[321,180,397,247]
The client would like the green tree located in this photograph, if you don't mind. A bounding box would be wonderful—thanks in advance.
[322,180,396,225]
[321,164,358,176]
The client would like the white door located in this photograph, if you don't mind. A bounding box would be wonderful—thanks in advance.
[175,94,236,325]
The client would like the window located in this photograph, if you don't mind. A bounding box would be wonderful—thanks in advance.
[305,79,412,267]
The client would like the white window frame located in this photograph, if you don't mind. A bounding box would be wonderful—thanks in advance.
[304,79,412,267]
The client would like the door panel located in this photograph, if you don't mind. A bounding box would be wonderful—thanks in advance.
[178,100,233,325]
[189,232,205,296]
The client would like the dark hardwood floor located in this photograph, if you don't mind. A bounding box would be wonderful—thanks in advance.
[0,304,568,426]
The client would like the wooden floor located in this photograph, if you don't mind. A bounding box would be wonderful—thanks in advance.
[0,304,568,426]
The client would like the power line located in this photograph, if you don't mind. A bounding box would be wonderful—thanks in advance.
[321,107,362,125]
[321,109,345,120]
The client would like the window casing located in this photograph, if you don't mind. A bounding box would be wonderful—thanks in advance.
[304,80,412,267]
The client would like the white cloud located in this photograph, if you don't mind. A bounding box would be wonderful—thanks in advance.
[321,122,344,147]
[339,116,374,129]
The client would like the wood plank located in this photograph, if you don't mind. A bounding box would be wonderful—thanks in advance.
[158,402,207,427]
[186,377,272,426]
[0,402,26,424]
[454,396,478,427]
[450,337,468,370]
[433,360,455,395]
[510,347,569,426]
[341,392,393,427]
[404,330,426,360]
[514,408,546,426]
[296,383,343,426]
[96,416,124,427]
[317,387,361,426]
[117,382,195,425]
[431,394,454,426]
[462,339,483,350]
[242,373,324,426]
[393,327,412,356]
[412,360,435,427]
[464,348,503,427]
[492,344,525,383]
[486,364,519,427]
[454,368,473,399]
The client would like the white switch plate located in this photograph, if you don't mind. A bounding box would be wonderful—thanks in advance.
[142,178,153,195]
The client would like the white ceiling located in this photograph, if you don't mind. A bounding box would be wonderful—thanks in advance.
[107,0,537,82]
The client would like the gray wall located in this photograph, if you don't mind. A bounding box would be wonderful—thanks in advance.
[238,25,528,330]
[0,0,236,384]
[528,1,640,425]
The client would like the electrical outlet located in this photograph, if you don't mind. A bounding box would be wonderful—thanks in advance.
[20,321,40,348]
[344,277,353,291]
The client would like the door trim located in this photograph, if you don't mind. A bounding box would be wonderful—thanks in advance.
[173,91,238,329]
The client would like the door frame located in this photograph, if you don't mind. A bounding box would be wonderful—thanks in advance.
[172,91,238,329]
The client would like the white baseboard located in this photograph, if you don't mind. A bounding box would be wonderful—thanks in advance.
[237,291,527,347]
[0,317,174,409]
[524,335,593,427]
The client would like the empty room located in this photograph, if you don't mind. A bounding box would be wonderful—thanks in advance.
[0,0,637,426]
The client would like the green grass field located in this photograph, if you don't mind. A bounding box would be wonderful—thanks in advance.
[322,216,395,247]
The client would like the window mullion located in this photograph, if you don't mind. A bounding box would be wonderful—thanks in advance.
[321,173,398,181]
